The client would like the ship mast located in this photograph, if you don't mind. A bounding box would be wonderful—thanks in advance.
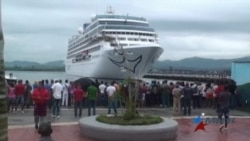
[106,6,114,14]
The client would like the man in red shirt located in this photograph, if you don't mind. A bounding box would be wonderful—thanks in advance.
[214,81,224,110]
[73,84,84,118]
[14,80,25,113]
[32,81,50,129]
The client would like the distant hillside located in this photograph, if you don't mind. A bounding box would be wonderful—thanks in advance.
[153,56,250,70]
[4,56,250,71]
[5,61,43,68]
[5,60,65,71]
[43,60,65,68]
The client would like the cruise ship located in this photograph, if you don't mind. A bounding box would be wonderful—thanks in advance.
[65,8,163,80]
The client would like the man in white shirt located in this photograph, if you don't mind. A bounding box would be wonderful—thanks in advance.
[191,83,199,109]
[51,80,63,118]
[106,81,117,115]
[62,80,70,107]
[99,81,107,107]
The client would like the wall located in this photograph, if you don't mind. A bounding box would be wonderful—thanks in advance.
[231,62,250,85]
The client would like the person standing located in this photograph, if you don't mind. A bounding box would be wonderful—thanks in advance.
[191,83,199,109]
[145,83,151,107]
[6,82,16,113]
[113,81,120,107]
[218,85,231,131]
[62,80,70,107]
[32,81,50,129]
[172,84,182,114]
[44,80,52,111]
[70,82,76,108]
[33,81,38,90]
[99,81,107,107]
[161,81,170,108]
[197,83,203,108]
[228,80,237,109]
[182,83,193,116]
[14,80,25,113]
[68,81,73,107]
[24,80,32,109]
[205,83,213,108]
[140,83,147,108]
[73,84,84,118]
[214,81,224,109]
[87,82,98,116]
[51,80,63,119]
[106,82,117,115]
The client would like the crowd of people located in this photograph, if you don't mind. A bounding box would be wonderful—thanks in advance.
[6,77,237,131]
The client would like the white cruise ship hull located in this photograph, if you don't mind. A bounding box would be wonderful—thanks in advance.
[66,44,163,80]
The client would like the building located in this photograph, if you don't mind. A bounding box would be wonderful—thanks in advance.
[231,59,250,85]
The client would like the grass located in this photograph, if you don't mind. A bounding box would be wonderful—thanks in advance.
[96,114,163,125]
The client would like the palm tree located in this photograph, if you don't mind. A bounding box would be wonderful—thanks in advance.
[0,0,7,141]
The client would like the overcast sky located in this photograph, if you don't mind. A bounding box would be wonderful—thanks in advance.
[2,0,250,63]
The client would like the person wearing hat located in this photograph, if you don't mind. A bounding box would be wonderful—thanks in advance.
[37,122,55,141]
[32,81,50,129]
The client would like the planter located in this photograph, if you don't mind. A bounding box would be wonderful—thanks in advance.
[79,115,178,141]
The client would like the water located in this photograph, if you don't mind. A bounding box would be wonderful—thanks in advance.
[5,71,162,84]
[5,71,69,84]
[5,71,193,85]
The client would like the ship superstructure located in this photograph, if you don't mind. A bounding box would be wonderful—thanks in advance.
[65,8,163,79]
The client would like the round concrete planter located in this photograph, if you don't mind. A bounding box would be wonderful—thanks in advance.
[79,115,178,141]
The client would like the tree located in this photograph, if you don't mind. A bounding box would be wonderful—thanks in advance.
[105,35,140,120]
[122,78,139,120]
[0,0,7,141]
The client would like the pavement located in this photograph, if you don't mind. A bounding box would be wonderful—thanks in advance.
[8,107,250,141]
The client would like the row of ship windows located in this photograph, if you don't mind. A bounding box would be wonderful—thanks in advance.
[69,34,154,50]
[69,30,154,46]
[69,23,155,44]
[69,37,153,48]
[110,43,142,47]
[72,54,100,63]
[93,15,146,22]
[69,38,93,49]
[68,45,101,59]
[68,40,99,54]
[68,36,154,56]
[119,38,155,42]
[84,21,149,33]
[104,31,154,36]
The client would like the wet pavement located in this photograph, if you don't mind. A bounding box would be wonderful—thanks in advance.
[8,107,250,141]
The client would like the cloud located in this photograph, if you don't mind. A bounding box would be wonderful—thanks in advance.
[159,33,250,60]
[151,20,250,34]
[2,0,250,63]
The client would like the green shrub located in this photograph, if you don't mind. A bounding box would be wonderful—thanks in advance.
[96,114,163,125]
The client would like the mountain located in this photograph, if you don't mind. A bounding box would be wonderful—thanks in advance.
[43,60,65,68]
[4,56,250,71]
[153,56,250,70]
[5,60,65,69]
[5,61,43,68]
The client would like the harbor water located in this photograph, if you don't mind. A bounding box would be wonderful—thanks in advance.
[5,71,194,85]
